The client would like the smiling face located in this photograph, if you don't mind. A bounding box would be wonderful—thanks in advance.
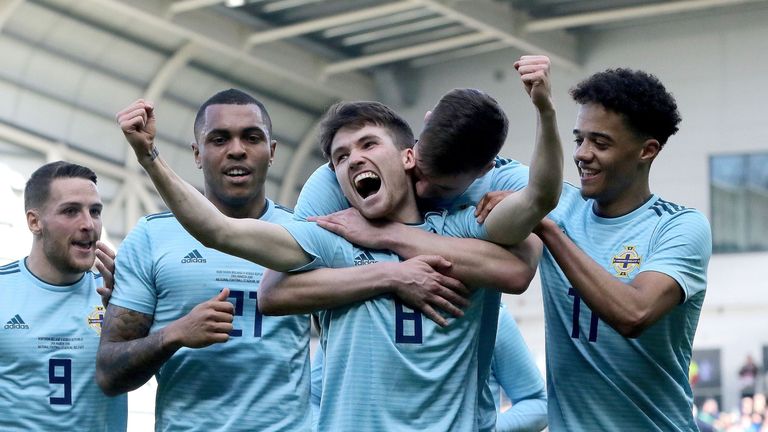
[193,103,275,216]
[573,103,658,216]
[330,124,420,222]
[28,177,103,279]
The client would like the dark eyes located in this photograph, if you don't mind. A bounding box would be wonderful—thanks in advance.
[573,137,607,148]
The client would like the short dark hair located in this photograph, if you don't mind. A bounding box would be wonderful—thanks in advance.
[24,161,97,211]
[193,88,272,140]
[570,69,681,147]
[318,101,414,164]
[417,88,508,176]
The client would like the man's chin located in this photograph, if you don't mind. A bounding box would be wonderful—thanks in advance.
[70,257,96,274]
[357,202,387,220]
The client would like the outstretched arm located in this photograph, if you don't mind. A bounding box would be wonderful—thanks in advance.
[96,289,234,395]
[483,55,563,245]
[311,209,542,294]
[259,256,471,327]
[116,100,310,271]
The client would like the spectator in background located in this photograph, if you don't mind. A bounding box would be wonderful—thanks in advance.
[740,355,761,398]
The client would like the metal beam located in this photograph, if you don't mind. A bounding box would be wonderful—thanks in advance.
[525,0,768,33]
[409,40,508,68]
[419,0,579,71]
[126,42,198,169]
[341,16,453,46]
[0,0,25,31]
[322,8,434,38]
[262,0,324,13]
[324,32,495,76]
[167,0,223,16]
[0,122,159,197]
[245,0,424,47]
[85,0,373,101]
[279,120,321,206]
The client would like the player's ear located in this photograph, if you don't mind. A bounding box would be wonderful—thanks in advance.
[402,147,415,170]
[191,142,202,169]
[269,139,277,167]
[26,209,42,236]
[639,138,660,163]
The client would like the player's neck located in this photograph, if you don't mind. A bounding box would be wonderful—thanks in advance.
[594,184,652,218]
[208,191,268,220]
[26,247,84,286]
[386,192,422,224]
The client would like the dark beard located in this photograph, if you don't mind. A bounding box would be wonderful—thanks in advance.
[41,228,93,275]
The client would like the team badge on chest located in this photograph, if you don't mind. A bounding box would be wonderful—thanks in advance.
[87,305,106,335]
[611,245,642,277]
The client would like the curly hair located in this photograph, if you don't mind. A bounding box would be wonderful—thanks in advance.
[570,69,681,147]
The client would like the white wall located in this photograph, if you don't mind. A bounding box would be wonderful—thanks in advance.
[391,4,768,412]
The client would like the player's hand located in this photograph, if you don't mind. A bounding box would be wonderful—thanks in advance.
[391,256,471,327]
[309,208,391,249]
[116,99,158,164]
[514,55,553,113]
[533,216,559,239]
[475,190,514,224]
[94,241,116,308]
[171,288,235,348]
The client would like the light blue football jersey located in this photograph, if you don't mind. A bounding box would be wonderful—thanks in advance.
[0,259,127,431]
[293,157,529,431]
[310,304,547,432]
[283,209,496,431]
[111,199,311,432]
[541,185,711,431]
[488,304,547,432]
[293,157,529,220]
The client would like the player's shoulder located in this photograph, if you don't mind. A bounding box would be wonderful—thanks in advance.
[273,203,294,214]
[0,260,21,278]
[648,197,709,228]
[143,210,175,223]
[492,156,525,169]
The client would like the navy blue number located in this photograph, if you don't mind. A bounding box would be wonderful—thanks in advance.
[49,358,72,405]
[249,291,263,337]
[227,290,262,337]
[568,288,599,342]
[394,300,422,343]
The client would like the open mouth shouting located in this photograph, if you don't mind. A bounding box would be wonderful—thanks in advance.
[354,171,381,199]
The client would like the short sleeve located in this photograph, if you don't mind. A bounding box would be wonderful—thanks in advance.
[437,207,489,240]
[280,220,341,272]
[111,219,158,315]
[489,157,530,192]
[293,164,350,220]
[642,210,712,302]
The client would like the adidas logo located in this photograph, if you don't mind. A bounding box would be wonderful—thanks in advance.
[354,251,377,266]
[181,249,207,264]
[4,314,29,330]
